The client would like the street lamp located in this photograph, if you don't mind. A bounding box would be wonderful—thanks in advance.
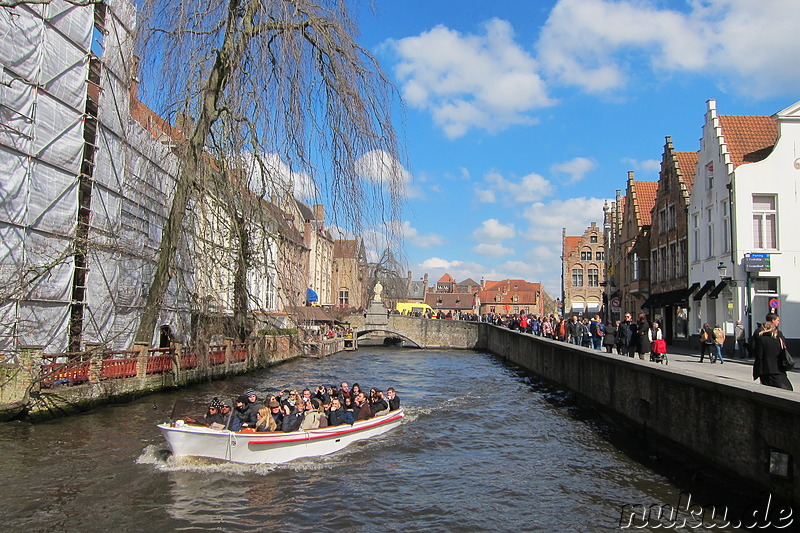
[717,262,727,279]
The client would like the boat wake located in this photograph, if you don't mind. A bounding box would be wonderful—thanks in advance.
[137,444,280,474]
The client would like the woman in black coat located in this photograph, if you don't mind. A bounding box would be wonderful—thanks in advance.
[752,313,793,390]
[603,321,618,353]
[634,313,651,360]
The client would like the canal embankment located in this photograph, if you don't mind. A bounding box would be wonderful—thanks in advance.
[479,323,800,507]
[0,334,341,421]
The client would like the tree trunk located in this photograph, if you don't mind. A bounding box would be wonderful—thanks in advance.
[134,0,253,345]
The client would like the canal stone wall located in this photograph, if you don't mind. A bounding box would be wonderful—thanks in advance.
[1,335,305,421]
[479,324,800,507]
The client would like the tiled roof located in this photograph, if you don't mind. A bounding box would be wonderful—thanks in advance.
[633,181,658,225]
[476,289,541,306]
[675,151,698,192]
[438,273,455,283]
[482,279,541,293]
[719,115,778,168]
[425,292,475,309]
[563,236,582,257]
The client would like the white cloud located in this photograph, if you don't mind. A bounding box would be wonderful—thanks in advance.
[621,157,661,174]
[402,220,444,248]
[474,188,496,203]
[472,218,516,243]
[473,243,515,258]
[239,152,317,200]
[387,19,555,138]
[420,257,463,270]
[551,156,598,184]
[355,149,422,198]
[522,196,608,243]
[478,170,554,203]
[537,0,800,97]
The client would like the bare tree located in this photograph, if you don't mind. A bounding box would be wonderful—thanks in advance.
[366,247,408,307]
[131,0,405,344]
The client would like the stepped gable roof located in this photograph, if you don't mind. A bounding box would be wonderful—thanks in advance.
[633,180,658,225]
[719,115,778,167]
[563,236,582,257]
[675,151,698,192]
[333,239,358,258]
[438,273,456,283]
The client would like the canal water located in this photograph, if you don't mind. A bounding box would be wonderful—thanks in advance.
[0,347,769,532]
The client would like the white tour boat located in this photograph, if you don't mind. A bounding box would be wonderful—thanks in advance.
[158,408,404,464]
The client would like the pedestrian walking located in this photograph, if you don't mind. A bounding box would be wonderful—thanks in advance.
[713,323,725,364]
[699,323,715,363]
[752,313,793,391]
[734,320,746,358]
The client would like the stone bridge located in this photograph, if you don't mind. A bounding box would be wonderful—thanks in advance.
[348,314,481,349]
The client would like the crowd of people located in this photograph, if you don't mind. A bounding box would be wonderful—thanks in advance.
[185,382,401,432]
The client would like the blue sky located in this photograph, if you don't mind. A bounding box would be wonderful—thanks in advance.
[345,0,800,297]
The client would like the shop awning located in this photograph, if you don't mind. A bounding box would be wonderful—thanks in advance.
[692,280,716,301]
[640,294,659,309]
[587,302,601,312]
[570,301,586,313]
[306,288,319,302]
[708,280,728,299]
[682,282,701,300]
[642,283,700,308]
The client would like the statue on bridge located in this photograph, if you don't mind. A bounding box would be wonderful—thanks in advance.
[373,281,383,302]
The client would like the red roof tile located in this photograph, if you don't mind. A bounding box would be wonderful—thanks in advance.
[675,151,698,192]
[563,236,582,257]
[633,181,658,225]
[438,273,455,283]
[719,115,778,168]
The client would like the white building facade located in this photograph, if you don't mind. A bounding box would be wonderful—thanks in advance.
[688,99,800,346]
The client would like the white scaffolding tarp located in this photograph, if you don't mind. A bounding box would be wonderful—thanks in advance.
[1,0,193,354]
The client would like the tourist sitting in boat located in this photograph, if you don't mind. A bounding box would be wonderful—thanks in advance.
[255,406,278,432]
[342,396,356,424]
[266,398,283,428]
[351,383,362,398]
[300,402,327,430]
[338,382,351,401]
[244,388,262,418]
[354,392,372,421]
[386,387,400,411]
[280,389,299,410]
[328,398,347,426]
[301,388,321,409]
[231,395,258,431]
[369,388,389,417]
[219,401,232,426]
[282,400,306,432]
[184,397,224,427]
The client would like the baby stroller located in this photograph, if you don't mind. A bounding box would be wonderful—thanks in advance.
[650,338,668,365]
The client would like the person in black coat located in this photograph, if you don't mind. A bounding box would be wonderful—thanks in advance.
[634,313,651,360]
[617,313,637,357]
[386,387,400,410]
[328,398,347,426]
[603,321,618,354]
[752,313,793,391]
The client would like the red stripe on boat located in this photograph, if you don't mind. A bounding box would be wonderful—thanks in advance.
[246,412,403,445]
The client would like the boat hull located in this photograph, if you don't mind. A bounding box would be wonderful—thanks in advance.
[158,409,404,464]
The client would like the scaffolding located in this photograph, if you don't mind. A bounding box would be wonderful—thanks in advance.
[0,0,193,357]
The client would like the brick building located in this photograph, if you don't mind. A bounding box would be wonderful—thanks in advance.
[561,222,606,317]
[640,137,697,345]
